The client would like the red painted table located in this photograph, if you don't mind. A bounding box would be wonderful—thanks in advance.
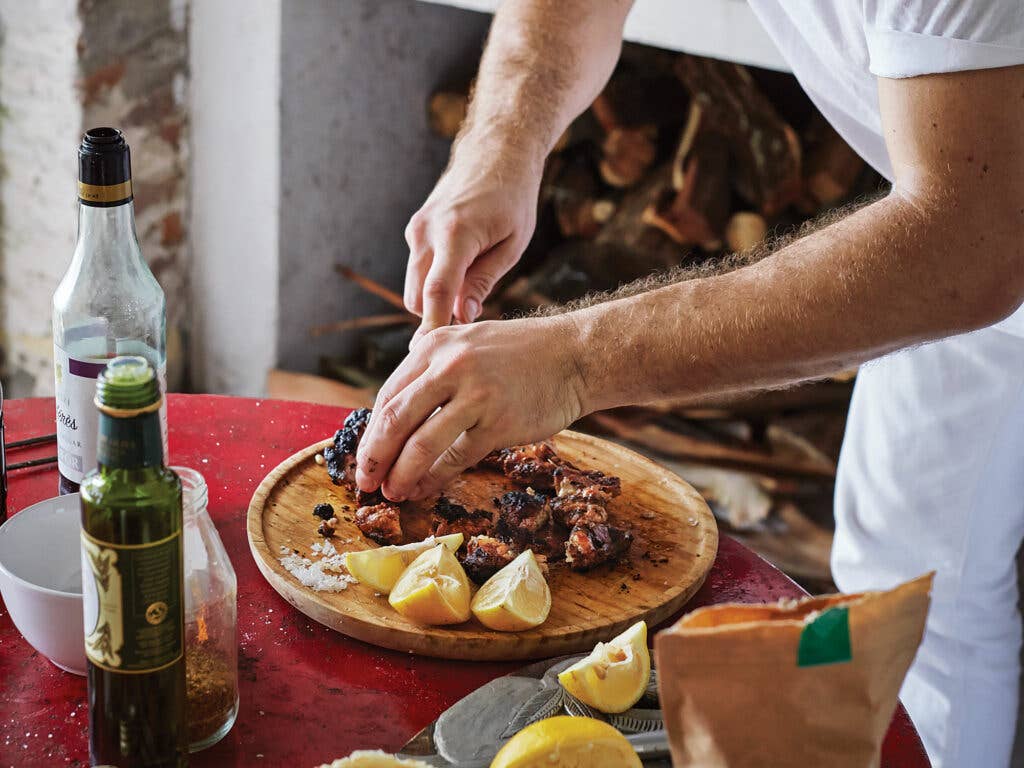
[0,395,930,767]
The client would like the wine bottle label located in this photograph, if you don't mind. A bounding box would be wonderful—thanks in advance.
[54,345,105,484]
[55,344,168,481]
[81,529,183,673]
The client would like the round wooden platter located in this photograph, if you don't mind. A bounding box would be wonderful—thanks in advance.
[247,430,718,661]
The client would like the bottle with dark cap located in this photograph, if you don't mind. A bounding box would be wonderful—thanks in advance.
[80,355,186,767]
[53,128,167,496]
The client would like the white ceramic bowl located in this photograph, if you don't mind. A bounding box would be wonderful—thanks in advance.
[0,494,85,675]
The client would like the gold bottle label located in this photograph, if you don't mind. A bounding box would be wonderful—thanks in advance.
[81,529,183,673]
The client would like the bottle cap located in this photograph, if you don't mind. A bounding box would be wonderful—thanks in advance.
[78,127,133,207]
[94,356,161,416]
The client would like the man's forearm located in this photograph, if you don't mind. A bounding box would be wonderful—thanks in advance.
[570,190,1024,412]
[458,0,633,165]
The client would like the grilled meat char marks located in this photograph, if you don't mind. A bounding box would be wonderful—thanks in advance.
[354,503,403,546]
[495,490,551,547]
[565,523,633,571]
[431,496,495,540]
[321,408,405,545]
[324,407,372,490]
[462,535,518,583]
[490,442,564,491]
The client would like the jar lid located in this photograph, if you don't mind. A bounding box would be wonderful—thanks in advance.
[171,466,209,520]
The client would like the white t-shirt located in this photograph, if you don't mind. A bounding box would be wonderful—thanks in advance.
[747,1,1024,335]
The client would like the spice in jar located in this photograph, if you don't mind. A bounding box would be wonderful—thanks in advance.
[186,642,237,746]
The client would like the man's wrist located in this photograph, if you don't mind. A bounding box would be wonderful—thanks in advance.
[456,121,550,174]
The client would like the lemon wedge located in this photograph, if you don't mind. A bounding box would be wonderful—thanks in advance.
[320,750,432,767]
[471,550,551,631]
[490,716,641,768]
[388,544,471,625]
[557,621,650,713]
[345,533,464,594]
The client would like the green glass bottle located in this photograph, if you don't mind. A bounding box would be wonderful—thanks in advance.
[80,356,186,767]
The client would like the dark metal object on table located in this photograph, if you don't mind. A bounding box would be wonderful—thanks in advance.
[398,655,672,767]
[1,431,59,520]
[7,456,59,471]
[5,432,57,450]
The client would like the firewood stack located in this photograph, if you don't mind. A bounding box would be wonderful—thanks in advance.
[315,47,886,591]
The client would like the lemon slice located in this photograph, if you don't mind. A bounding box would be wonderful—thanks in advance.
[490,716,641,768]
[320,750,432,767]
[345,533,464,594]
[388,544,471,625]
[471,550,551,631]
[557,621,650,713]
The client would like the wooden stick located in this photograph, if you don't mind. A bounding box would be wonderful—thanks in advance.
[335,265,406,311]
[309,313,414,338]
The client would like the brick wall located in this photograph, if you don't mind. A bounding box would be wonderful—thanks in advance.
[0,0,190,396]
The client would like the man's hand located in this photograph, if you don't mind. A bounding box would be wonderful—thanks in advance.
[403,0,633,343]
[404,142,542,343]
[355,315,588,501]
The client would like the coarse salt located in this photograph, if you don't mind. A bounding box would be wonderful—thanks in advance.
[278,541,357,592]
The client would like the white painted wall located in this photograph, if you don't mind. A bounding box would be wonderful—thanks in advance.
[420,0,789,72]
[188,0,281,395]
[0,1,82,397]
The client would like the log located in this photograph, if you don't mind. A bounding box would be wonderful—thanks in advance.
[725,211,768,253]
[335,264,406,311]
[308,313,413,338]
[599,127,657,188]
[643,129,731,247]
[805,122,864,206]
[674,55,801,216]
[549,159,617,238]
[428,91,468,140]
[591,69,690,132]
[584,410,836,479]
[594,166,691,269]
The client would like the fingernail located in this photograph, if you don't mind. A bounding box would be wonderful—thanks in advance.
[464,298,481,323]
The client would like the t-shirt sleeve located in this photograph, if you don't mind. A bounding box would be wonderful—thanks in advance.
[864,1,1024,78]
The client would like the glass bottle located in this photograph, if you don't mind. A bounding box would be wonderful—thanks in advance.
[54,127,167,496]
[175,466,239,752]
[79,356,186,767]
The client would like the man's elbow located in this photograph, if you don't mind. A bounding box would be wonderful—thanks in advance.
[956,244,1024,331]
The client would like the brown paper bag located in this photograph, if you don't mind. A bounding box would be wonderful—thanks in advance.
[655,573,933,768]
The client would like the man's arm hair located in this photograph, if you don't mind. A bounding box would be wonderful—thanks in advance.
[456,0,634,164]
[559,65,1024,413]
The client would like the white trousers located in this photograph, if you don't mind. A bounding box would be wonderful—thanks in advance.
[833,325,1024,768]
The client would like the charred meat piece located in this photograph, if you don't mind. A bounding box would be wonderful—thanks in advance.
[478,449,508,471]
[531,524,569,562]
[323,408,372,489]
[356,487,385,507]
[317,516,339,538]
[354,502,403,546]
[554,466,621,500]
[495,490,551,547]
[460,535,518,584]
[431,496,495,540]
[312,502,336,521]
[499,443,563,490]
[565,523,633,571]
[551,498,608,528]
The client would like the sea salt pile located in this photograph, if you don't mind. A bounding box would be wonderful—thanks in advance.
[279,542,358,592]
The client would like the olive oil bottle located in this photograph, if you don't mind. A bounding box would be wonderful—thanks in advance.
[80,356,186,767]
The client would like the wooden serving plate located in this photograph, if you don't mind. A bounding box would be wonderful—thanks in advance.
[247,430,718,661]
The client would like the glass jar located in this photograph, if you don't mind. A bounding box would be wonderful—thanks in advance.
[175,466,238,752]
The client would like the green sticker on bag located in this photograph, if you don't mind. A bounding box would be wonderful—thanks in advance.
[797,606,852,667]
